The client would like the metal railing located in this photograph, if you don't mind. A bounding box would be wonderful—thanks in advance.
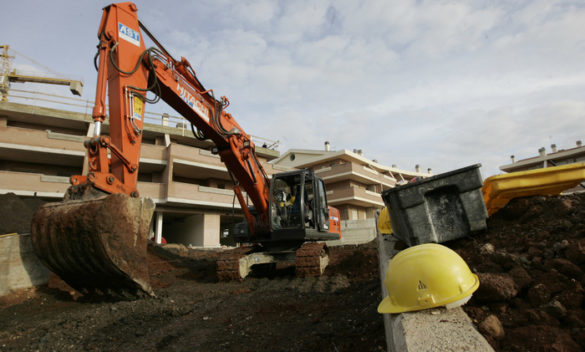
[3,88,279,149]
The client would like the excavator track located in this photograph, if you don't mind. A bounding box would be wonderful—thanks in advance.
[295,242,329,277]
[217,246,254,281]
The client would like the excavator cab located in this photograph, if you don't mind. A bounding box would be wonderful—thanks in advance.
[269,169,339,242]
[233,169,339,247]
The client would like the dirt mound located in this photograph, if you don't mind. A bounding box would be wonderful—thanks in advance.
[0,193,48,234]
[450,193,585,351]
[0,243,385,351]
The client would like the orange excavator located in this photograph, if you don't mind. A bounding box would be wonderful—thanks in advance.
[31,2,341,296]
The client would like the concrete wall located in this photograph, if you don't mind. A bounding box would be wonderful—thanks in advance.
[0,233,50,296]
[202,213,220,247]
[326,218,376,246]
[164,213,221,248]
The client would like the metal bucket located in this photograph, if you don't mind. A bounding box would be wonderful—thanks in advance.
[31,192,155,296]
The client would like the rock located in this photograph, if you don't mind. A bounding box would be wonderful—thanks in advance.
[543,300,567,318]
[491,251,520,270]
[528,283,551,306]
[162,243,189,255]
[506,325,580,352]
[536,310,560,326]
[475,273,518,302]
[553,240,569,253]
[509,266,532,291]
[550,258,583,279]
[551,333,582,352]
[554,285,585,309]
[561,198,574,210]
[557,219,573,231]
[492,303,507,315]
[478,314,505,340]
[528,246,543,258]
[565,311,585,328]
[565,239,585,265]
[480,243,495,255]
[535,239,548,249]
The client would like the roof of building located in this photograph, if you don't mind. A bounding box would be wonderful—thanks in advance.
[272,148,428,178]
[500,144,585,172]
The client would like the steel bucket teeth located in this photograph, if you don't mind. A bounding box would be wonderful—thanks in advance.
[31,193,155,296]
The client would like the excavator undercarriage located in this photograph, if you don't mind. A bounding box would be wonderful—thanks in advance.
[216,242,329,281]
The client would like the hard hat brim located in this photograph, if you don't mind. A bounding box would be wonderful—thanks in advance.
[378,274,479,314]
[377,296,402,314]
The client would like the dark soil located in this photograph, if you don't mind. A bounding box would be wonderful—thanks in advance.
[0,242,385,352]
[0,193,47,234]
[450,193,585,352]
[6,191,583,351]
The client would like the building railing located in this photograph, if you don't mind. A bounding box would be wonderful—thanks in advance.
[3,87,279,150]
[319,161,397,187]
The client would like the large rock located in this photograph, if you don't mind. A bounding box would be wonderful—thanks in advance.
[475,273,518,301]
[479,314,505,340]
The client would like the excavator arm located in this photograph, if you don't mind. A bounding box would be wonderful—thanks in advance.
[81,2,270,236]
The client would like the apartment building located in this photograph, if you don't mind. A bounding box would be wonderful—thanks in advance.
[501,141,585,173]
[272,142,429,221]
[499,141,585,194]
[0,101,282,247]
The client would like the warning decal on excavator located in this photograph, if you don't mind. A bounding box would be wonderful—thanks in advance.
[118,23,140,47]
[132,96,143,120]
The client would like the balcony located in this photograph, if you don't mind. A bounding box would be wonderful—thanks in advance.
[166,182,240,209]
[315,162,397,188]
[0,171,70,198]
[327,186,384,207]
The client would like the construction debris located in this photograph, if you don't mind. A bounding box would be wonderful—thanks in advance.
[450,193,585,351]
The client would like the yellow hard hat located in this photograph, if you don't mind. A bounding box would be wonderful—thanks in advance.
[377,207,393,235]
[378,243,479,314]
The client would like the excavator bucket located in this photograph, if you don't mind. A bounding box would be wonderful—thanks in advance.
[31,192,155,296]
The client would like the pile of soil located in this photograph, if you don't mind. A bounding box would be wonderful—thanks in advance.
[0,193,47,234]
[450,193,585,351]
[0,243,385,351]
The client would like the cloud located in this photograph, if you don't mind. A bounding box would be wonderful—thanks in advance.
[2,0,584,180]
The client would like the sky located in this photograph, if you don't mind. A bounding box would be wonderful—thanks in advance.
[2,0,585,178]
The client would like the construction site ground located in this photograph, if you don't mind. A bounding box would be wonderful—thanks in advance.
[0,242,385,352]
[2,192,585,351]
[450,193,585,351]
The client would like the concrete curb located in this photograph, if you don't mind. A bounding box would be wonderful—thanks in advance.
[377,233,494,352]
[1,233,50,296]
